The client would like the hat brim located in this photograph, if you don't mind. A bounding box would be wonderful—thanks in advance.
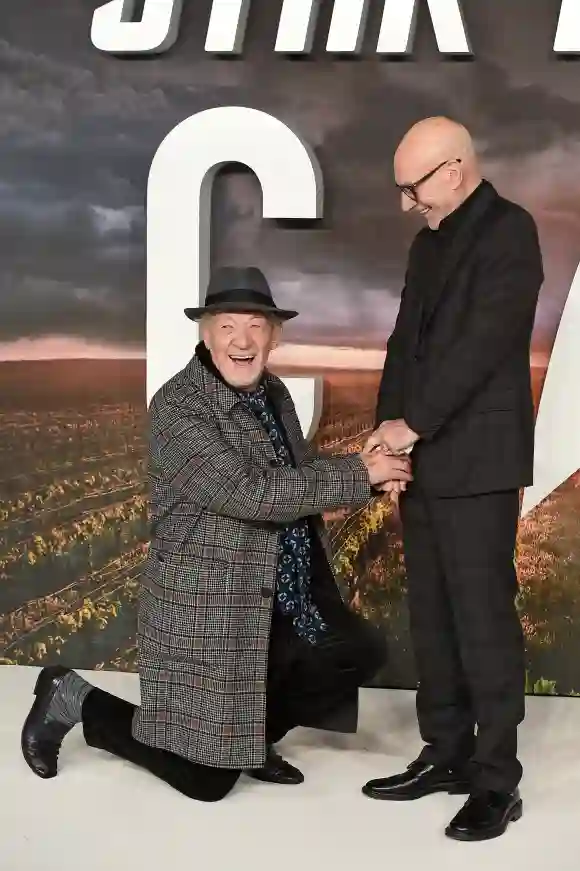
[184,302,298,322]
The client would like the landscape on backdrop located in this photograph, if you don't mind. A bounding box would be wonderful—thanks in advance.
[0,0,579,694]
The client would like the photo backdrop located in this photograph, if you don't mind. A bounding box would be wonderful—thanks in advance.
[0,0,579,694]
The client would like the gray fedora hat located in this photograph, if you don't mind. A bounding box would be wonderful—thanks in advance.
[184,266,298,321]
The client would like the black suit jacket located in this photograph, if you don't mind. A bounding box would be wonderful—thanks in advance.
[376,181,544,497]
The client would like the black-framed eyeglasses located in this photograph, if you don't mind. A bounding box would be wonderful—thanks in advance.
[396,158,462,202]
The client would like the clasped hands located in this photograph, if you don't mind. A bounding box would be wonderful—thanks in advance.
[361,419,419,503]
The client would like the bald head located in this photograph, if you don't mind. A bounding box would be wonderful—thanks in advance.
[394,117,482,229]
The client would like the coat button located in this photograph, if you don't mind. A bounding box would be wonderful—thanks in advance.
[261,586,274,599]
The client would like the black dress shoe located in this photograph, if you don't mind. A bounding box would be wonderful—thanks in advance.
[21,665,76,779]
[445,789,522,841]
[362,760,470,801]
[247,747,304,785]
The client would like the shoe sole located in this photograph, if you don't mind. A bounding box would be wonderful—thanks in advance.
[248,776,304,785]
[362,783,471,801]
[445,800,523,841]
[247,771,304,785]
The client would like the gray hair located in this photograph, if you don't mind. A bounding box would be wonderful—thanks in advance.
[200,311,282,327]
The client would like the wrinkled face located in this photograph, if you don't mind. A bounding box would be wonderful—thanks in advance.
[201,311,281,390]
[394,152,461,230]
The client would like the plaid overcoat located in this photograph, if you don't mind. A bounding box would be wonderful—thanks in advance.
[132,354,373,769]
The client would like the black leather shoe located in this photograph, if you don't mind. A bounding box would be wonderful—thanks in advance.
[362,760,470,801]
[445,789,522,841]
[21,665,76,779]
[247,747,304,785]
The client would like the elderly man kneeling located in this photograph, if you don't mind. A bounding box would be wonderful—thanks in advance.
[21,267,411,802]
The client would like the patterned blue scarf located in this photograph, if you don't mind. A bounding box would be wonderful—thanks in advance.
[242,384,327,645]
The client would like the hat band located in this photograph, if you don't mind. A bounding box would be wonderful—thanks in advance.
[205,288,276,309]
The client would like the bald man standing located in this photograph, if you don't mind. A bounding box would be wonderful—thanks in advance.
[362,118,544,841]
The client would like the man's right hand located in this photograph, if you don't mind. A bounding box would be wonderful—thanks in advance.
[361,449,413,488]
[380,479,407,505]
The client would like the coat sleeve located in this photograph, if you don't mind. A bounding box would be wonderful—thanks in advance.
[375,278,411,427]
[375,234,422,428]
[154,404,372,523]
[404,209,544,440]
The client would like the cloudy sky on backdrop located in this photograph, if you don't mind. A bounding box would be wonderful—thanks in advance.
[0,0,579,360]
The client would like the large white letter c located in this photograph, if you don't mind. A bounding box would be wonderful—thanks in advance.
[146,106,324,438]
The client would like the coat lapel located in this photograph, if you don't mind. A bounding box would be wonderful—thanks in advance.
[182,353,276,458]
[418,181,501,337]
[265,375,306,464]
[183,350,305,465]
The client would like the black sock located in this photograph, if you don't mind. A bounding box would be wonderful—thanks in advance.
[45,671,93,728]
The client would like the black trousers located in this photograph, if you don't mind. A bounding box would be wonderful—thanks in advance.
[399,488,525,793]
[81,609,386,802]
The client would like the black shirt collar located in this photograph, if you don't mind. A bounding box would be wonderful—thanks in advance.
[436,178,489,238]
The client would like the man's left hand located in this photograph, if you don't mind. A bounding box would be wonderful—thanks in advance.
[368,419,419,455]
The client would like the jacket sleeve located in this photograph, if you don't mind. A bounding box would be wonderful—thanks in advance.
[154,405,372,523]
[404,209,544,440]
[375,279,411,427]
[376,235,422,428]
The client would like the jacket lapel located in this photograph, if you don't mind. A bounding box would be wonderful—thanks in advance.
[185,350,304,465]
[265,375,305,465]
[419,181,501,337]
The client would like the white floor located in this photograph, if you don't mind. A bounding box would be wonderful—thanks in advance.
[1,666,579,870]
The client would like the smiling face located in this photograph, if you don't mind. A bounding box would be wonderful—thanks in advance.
[201,310,281,390]
[394,152,462,230]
